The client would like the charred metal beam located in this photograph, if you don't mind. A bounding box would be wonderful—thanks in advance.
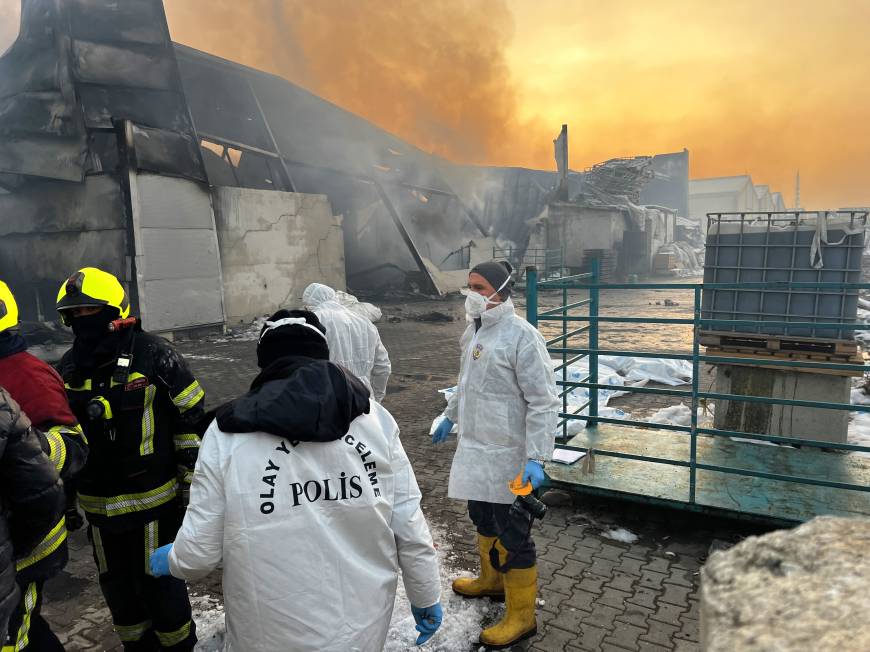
[369,179,442,296]
[245,77,296,192]
[116,119,144,321]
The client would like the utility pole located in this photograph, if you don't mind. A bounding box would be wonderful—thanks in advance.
[795,169,801,210]
[553,124,569,200]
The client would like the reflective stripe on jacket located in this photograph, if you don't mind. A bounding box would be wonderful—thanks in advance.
[59,331,204,529]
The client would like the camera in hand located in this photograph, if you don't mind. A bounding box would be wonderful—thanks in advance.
[510,492,548,521]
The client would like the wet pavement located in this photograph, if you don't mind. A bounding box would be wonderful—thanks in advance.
[43,292,767,651]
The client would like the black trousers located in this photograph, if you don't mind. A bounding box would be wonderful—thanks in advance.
[468,500,536,569]
[88,511,196,651]
[5,580,63,651]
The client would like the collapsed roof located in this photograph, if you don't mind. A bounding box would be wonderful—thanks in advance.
[0,0,690,298]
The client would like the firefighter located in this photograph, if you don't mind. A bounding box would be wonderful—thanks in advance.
[0,280,86,651]
[0,389,67,644]
[55,268,203,651]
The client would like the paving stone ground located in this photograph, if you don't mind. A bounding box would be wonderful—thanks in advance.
[43,297,769,650]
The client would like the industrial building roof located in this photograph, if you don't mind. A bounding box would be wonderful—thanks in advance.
[689,175,753,195]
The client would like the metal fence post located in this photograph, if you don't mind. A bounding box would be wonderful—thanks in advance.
[689,285,701,504]
[526,266,538,327]
[589,258,600,426]
[562,273,568,441]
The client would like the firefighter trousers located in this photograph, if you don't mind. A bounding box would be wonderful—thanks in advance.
[88,511,196,651]
[3,580,63,652]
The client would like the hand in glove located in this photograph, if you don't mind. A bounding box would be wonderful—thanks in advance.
[149,543,174,577]
[431,417,454,444]
[65,505,85,532]
[522,460,546,490]
[411,602,443,645]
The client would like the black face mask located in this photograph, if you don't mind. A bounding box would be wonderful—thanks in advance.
[70,310,115,343]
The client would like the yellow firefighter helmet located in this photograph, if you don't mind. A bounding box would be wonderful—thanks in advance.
[0,280,19,333]
[56,267,130,326]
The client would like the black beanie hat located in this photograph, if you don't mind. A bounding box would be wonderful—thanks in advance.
[470,260,514,299]
[256,309,329,368]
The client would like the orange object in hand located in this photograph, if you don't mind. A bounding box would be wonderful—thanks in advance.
[508,472,533,496]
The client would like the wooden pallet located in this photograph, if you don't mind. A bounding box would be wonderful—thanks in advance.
[703,345,866,377]
[699,330,859,356]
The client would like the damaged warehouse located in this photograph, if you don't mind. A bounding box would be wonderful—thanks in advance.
[0,0,690,334]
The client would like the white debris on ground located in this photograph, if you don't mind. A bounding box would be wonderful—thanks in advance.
[434,356,694,438]
[434,354,870,459]
[602,527,639,544]
[191,594,226,652]
[655,240,704,276]
[214,316,268,342]
[849,372,870,455]
[183,354,238,362]
[849,413,870,456]
[856,306,870,347]
[190,527,494,652]
[214,291,383,343]
[384,529,494,651]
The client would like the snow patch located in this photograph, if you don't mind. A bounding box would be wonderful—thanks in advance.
[602,527,639,544]
[190,527,495,651]
[191,594,226,652]
[385,530,493,651]
[434,356,694,437]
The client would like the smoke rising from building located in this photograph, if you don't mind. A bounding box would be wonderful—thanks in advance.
[164,0,553,167]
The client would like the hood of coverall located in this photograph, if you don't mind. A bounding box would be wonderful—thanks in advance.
[302,283,338,310]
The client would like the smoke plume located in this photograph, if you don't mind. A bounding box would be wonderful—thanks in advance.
[164,0,552,167]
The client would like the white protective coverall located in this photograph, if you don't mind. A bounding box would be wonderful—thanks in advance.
[444,298,558,505]
[303,283,392,401]
[167,403,441,652]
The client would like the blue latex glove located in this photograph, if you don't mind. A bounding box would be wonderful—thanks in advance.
[431,417,454,444]
[411,602,443,645]
[149,543,173,577]
[522,460,546,490]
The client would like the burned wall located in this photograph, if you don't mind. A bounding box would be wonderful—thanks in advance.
[0,176,126,320]
[0,0,215,326]
[174,44,483,293]
[212,186,345,324]
[640,149,689,216]
[0,0,87,182]
[545,204,626,268]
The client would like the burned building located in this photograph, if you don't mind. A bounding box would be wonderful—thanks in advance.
[0,0,490,332]
[0,0,691,332]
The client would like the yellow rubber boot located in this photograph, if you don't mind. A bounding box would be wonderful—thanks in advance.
[452,535,505,600]
[479,565,538,649]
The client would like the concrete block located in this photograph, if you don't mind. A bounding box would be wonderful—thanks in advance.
[211,186,346,324]
[701,516,870,652]
[713,364,850,443]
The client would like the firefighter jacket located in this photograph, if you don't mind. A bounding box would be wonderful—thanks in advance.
[0,337,88,582]
[59,328,205,532]
[0,388,66,635]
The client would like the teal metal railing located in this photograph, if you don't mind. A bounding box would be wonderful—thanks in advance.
[525,266,870,516]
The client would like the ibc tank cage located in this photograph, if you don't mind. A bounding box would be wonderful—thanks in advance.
[701,210,867,340]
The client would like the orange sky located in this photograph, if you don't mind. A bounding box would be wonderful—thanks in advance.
[2,1,868,208]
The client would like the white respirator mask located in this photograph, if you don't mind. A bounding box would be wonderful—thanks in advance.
[461,276,510,320]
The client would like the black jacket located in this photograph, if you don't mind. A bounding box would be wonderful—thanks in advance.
[216,356,371,441]
[59,328,205,530]
[0,388,66,634]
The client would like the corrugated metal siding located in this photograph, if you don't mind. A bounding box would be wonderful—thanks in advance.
[134,174,224,332]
